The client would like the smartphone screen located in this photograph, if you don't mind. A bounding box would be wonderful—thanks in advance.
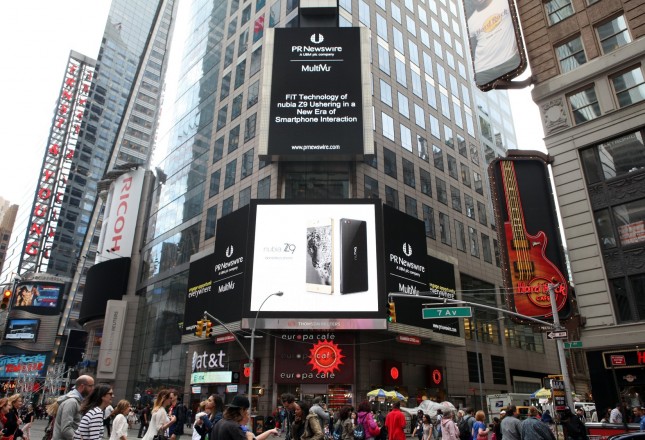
[306,219,334,294]
[339,218,368,294]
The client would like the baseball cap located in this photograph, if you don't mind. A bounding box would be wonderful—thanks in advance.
[500,410,506,415]
[227,395,251,409]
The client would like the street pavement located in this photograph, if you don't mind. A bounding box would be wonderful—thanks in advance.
[24,418,195,440]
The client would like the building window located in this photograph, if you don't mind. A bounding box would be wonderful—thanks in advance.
[491,355,507,385]
[224,159,237,189]
[418,135,429,161]
[545,0,574,25]
[482,233,493,263]
[239,186,251,208]
[250,46,263,77]
[451,186,461,212]
[493,239,501,267]
[402,158,415,188]
[400,124,413,152]
[555,36,586,73]
[395,58,407,87]
[213,136,224,164]
[220,73,231,100]
[467,351,484,383]
[244,113,257,141]
[209,170,221,198]
[596,15,631,54]
[257,175,271,199]
[205,205,217,240]
[461,163,471,187]
[568,85,601,124]
[478,201,488,226]
[241,148,254,179]
[436,178,448,205]
[610,274,645,323]
[235,60,246,89]
[384,147,397,178]
[231,94,243,119]
[359,0,370,27]
[447,155,458,179]
[378,44,390,74]
[222,196,234,216]
[433,145,444,171]
[385,185,399,209]
[420,168,432,197]
[380,80,393,107]
[469,226,480,257]
[405,196,418,217]
[465,194,475,219]
[248,80,259,108]
[382,112,395,141]
[228,125,240,153]
[455,220,466,251]
[423,204,436,238]
[580,130,645,184]
[474,172,484,195]
[217,105,228,130]
[611,66,645,108]
[439,212,452,245]
[365,175,379,199]
[398,92,409,118]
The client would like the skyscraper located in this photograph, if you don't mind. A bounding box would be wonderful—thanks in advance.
[127,0,560,407]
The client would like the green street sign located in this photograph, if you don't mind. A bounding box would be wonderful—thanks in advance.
[564,341,583,349]
[422,307,472,319]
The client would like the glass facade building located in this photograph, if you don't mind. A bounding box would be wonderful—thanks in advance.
[128,0,559,402]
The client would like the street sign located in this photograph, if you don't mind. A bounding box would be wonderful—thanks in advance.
[422,307,472,319]
[564,341,583,349]
[611,355,626,366]
[546,330,568,339]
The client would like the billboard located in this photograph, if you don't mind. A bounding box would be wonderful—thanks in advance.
[463,0,526,91]
[4,319,40,341]
[0,352,49,379]
[12,282,62,310]
[489,154,572,322]
[243,200,385,330]
[183,207,250,335]
[259,27,373,159]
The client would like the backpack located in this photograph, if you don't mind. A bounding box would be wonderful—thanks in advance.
[458,416,471,440]
[354,421,365,440]
[333,421,343,440]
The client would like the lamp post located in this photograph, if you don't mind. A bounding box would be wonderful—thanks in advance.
[248,291,283,413]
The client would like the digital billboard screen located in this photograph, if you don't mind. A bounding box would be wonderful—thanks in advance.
[463,0,527,91]
[244,200,385,329]
[260,27,372,158]
[12,282,62,309]
[4,318,40,341]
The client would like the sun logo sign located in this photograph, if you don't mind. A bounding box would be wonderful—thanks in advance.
[307,339,345,376]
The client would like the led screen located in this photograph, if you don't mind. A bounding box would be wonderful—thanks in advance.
[12,282,62,309]
[4,318,40,341]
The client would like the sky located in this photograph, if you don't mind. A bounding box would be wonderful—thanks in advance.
[0,0,546,206]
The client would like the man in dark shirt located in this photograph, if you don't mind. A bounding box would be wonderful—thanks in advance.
[138,404,150,438]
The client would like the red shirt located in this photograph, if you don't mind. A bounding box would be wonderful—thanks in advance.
[385,408,406,440]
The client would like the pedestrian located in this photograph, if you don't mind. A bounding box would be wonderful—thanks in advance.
[137,405,150,439]
[104,402,114,438]
[357,401,380,440]
[73,384,114,440]
[500,407,521,440]
[208,396,224,426]
[310,398,330,438]
[22,404,35,440]
[632,407,644,431]
[335,406,354,440]
[384,401,405,440]
[3,394,24,440]
[575,409,586,424]
[491,418,501,440]
[110,401,132,440]
[169,395,186,440]
[560,408,587,440]
[519,407,554,440]
[210,395,278,440]
[472,411,489,440]
[193,400,214,440]
[609,403,623,424]
[54,375,96,440]
[434,410,443,440]
[142,390,173,440]
[440,410,460,440]
[280,394,296,440]
[412,411,425,440]
[0,398,10,430]
[300,401,324,440]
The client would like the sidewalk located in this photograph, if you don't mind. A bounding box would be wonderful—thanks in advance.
[25,419,195,440]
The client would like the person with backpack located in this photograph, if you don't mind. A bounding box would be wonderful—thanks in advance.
[356,402,379,440]
[458,409,474,440]
[171,397,186,440]
[441,410,459,440]
[412,411,424,440]
[334,406,354,440]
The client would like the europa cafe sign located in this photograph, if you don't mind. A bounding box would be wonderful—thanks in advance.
[274,332,354,384]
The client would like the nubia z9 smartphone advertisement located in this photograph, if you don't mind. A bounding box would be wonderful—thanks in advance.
[246,200,385,329]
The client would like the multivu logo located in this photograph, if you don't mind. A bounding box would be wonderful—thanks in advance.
[225,245,234,258]
[402,243,412,257]
[218,280,235,293]
[310,33,324,44]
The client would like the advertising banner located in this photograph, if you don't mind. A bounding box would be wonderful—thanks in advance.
[4,319,40,341]
[274,332,354,384]
[463,0,526,91]
[0,352,49,379]
[12,282,63,310]
[260,27,373,158]
[183,206,250,334]
[489,154,572,322]
[97,300,127,378]
[244,200,385,330]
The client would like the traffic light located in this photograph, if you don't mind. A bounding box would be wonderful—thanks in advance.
[195,319,204,337]
[1,289,11,310]
[387,300,396,323]
[205,320,213,338]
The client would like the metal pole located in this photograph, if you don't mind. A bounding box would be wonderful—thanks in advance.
[247,291,283,426]
[548,283,574,410]
[473,315,485,411]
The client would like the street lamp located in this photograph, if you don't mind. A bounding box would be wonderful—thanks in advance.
[248,291,283,414]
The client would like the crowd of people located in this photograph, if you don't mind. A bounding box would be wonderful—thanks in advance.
[2,381,644,440]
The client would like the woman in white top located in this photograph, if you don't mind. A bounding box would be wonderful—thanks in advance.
[142,390,175,440]
[110,400,132,440]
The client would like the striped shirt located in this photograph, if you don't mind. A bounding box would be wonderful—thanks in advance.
[74,407,105,440]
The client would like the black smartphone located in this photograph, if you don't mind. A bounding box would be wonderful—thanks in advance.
[339,218,368,294]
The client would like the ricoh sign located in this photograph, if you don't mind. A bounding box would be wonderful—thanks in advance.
[259,27,373,159]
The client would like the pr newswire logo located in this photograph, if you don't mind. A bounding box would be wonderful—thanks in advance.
[310,33,324,44]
